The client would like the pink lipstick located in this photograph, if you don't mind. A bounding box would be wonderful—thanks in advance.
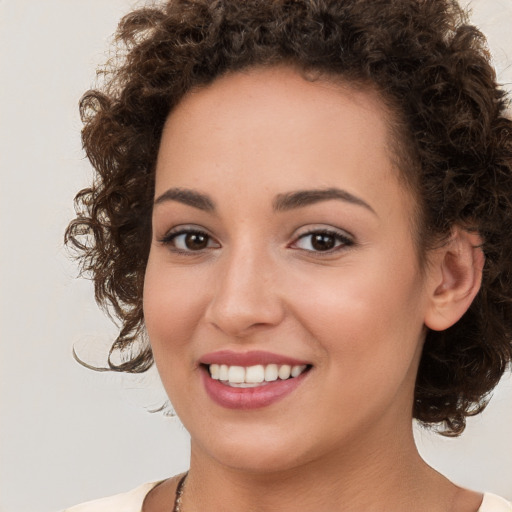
[199,350,311,410]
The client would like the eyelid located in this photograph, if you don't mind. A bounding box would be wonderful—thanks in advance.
[156,224,354,255]
[157,225,220,252]
[290,226,355,253]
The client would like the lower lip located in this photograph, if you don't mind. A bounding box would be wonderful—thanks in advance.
[201,367,309,410]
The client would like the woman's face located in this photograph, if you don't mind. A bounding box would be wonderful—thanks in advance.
[144,66,432,472]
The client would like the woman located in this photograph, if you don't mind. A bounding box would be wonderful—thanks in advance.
[65,0,512,510]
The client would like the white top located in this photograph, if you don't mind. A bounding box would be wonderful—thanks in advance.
[63,482,512,512]
[62,482,159,512]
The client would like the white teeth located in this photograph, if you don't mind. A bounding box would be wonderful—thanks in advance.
[278,364,291,380]
[210,364,220,379]
[208,362,308,386]
[245,365,265,383]
[228,382,264,388]
[219,364,229,381]
[264,364,279,382]
[291,364,307,378]
[228,366,245,383]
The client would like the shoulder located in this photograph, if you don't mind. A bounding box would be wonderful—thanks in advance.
[479,493,512,512]
[62,482,162,512]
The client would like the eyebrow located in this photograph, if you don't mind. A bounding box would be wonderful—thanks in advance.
[273,188,376,215]
[154,188,215,211]
[153,186,376,216]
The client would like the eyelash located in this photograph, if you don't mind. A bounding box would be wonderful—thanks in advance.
[158,228,219,255]
[158,227,354,255]
[291,229,354,254]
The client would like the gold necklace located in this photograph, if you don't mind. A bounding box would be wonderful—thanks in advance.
[172,473,188,512]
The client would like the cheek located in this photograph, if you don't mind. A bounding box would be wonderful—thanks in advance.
[288,255,426,386]
[143,255,208,380]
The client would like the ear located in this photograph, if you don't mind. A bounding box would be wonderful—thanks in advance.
[424,227,485,332]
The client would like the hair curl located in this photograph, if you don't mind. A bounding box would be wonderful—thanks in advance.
[65,0,512,435]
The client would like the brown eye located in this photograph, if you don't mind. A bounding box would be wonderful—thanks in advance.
[161,229,220,252]
[293,229,353,253]
[184,232,209,250]
[310,233,336,251]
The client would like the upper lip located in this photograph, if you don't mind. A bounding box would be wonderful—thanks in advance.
[199,350,311,367]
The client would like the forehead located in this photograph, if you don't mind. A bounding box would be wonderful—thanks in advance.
[155,66,413,220]
[161,66,392,153]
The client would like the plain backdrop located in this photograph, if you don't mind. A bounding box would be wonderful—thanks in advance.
[1,1,511,511]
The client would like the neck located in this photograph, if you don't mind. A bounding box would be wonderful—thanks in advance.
[183,423,453,512]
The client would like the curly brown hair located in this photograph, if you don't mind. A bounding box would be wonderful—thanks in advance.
[66,0,512,436]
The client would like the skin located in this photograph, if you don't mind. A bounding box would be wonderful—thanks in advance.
[142,66,483,511]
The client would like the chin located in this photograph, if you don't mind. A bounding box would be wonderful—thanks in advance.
[209,446,307,474]
[190,424,315,474]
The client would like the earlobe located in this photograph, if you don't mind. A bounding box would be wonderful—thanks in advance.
[424,227,485,332]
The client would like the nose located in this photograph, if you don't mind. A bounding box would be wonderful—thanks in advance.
[204,246,286,337]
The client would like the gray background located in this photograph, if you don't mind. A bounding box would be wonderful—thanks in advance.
[1,1,511,511]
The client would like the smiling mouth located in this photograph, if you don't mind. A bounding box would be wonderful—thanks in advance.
[205,363,310,388]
